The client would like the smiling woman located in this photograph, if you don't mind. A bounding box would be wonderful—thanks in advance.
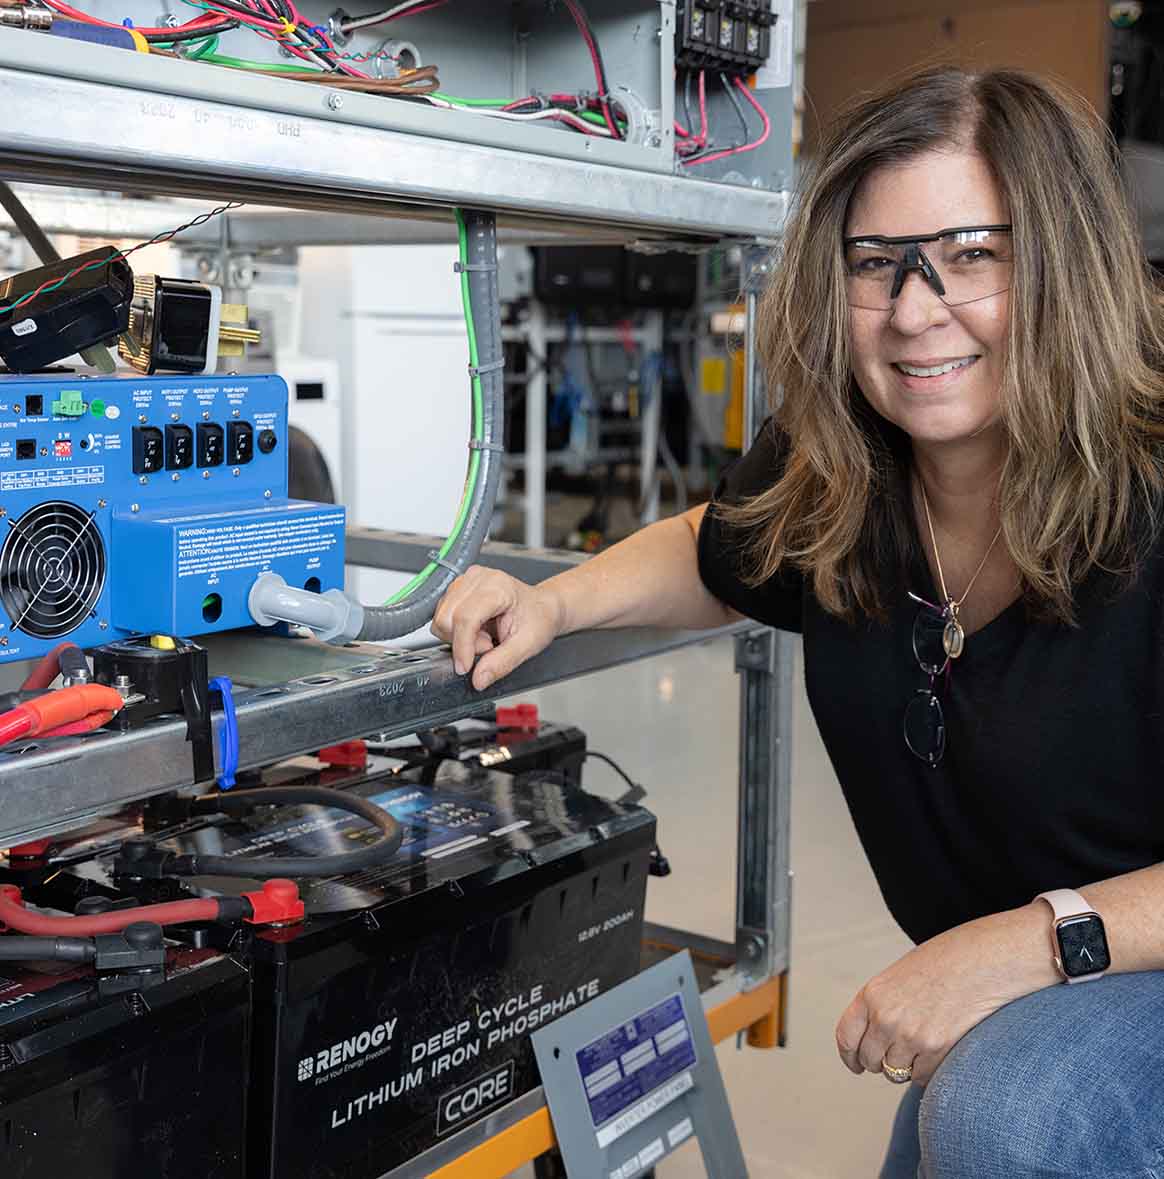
[432,65,1164,1179]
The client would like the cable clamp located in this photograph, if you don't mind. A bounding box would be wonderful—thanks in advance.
[468,358,505,377]
[427,550,463,577]
[468,438,506,454]
[453,261,499,274]
[209,676,238,791]
[278,17,296,35]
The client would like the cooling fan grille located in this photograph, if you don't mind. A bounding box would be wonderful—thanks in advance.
[0,501,106,638]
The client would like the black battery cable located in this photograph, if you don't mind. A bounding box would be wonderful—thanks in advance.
[113,785,404,881]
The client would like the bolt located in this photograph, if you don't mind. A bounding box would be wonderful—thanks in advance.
[113,674,131,690]
[0,509,7,519]
[98,620,108,631]
[327,92,344,111]
[97,499,106,509]
[131,503,140,513]
[12,404,19,415]
[202,410,210,420]
[264,489,272,499]
[139,476,148,486]
[170,411,180,421]
[0,637,9,648]
[232,408,240,417]
[171,473,180,482]
[232,467,240,477]
[138,414,147,423]
[38,448,46,457]
[202,470,210,479]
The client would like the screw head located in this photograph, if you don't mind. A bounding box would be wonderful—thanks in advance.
[232,467,241,477]
[202,410,210,420]
[232,408,240,418]
[139,476,148,486]
[98,620,108,631]
[138,414,147,424]
[264,489,272,499]
[171,473,180,482]
[0,637,9,647]
[202,470,210,479]
[38,448,47,457]
[648,134,661,147]
[0,508,7,519]
[12,405,20,415]
[327,92,344,111]
[131,503,140,513]
[170,411,180,421]
[97,499,107,509]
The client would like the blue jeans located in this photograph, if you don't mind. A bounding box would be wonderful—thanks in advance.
[880,972,1164,1178]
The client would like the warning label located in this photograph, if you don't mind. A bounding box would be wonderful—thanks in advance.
[0,464,104,491]
[176,511,344,579]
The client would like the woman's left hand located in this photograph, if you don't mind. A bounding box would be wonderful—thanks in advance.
[835,904,1057,1086]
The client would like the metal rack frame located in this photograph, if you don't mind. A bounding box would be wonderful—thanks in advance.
[0,32,794,1174]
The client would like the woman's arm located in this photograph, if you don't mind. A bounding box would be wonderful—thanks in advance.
[431,504,741,691]
[835,861,1164,1085]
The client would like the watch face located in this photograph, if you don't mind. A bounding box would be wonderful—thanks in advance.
[1056,913,1111,978]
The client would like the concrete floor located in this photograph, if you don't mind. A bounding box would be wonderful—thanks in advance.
[500,633,913,1178]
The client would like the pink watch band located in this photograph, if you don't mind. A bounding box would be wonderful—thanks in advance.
[1036,888,1106,984]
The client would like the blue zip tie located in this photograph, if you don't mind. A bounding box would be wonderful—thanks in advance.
[209,676,238,791]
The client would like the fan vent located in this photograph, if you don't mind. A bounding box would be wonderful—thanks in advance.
[0,501,106,638]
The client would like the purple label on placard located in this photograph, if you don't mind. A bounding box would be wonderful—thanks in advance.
[575,992,696,1129]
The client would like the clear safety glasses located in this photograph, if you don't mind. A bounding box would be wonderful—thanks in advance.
[843,225,1013,311]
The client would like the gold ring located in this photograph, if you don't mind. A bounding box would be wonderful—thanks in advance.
[881,1057,913,1085]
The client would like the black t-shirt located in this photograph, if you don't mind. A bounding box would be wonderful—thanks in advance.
[698,421,1164,945]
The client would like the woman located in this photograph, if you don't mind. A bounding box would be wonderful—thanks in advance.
[432,68,1164,1176]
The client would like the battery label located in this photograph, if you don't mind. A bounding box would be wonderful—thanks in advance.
[0,464,104,491]
[175,510,343,579]
[577,992,697,1140]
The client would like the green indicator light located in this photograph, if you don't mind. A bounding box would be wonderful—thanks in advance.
[90,399,106,418]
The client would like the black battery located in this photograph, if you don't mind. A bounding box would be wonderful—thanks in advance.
[54,760,655,1179]
[0,946,250,1178]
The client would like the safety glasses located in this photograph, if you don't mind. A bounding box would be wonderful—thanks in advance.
[904,593,950,767]
[843,224,1013,311]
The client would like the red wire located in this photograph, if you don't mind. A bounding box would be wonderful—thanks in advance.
[0,892,221,936]
[20,642,77,692]
[38,0,221,35]
[0,713,32,747]
[561,0,619,139]
[697,70,709,145]
[682,77,771,168]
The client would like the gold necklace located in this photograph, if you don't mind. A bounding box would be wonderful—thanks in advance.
[919,479,1003,660]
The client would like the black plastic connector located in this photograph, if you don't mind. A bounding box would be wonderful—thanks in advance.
[93,921,167,997]
[113,838,180,881]
[0,246,132,372]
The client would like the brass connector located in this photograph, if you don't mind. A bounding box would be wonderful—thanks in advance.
[217,304,262,359]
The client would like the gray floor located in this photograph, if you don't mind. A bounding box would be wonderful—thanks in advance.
[500,634,913,1178]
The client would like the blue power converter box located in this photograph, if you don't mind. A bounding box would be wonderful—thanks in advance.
[0,373,345,662]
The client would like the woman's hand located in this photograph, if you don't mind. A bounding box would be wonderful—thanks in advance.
[835,905,1057,1086]
[431,566,566,691]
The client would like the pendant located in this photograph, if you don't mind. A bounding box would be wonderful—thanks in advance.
[942,612,965,660]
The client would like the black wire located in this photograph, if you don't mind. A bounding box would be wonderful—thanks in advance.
[142,18,237,41]
[0,936,95,963]
[122,201,245,256]
[720,71,750,147]
[584,750,639,794]
[174,785,404,879]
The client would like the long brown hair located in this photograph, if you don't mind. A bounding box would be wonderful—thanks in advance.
[721,66,1164,623]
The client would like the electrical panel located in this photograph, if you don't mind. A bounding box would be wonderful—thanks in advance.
[0,373,345,661]
[676,1,777,75]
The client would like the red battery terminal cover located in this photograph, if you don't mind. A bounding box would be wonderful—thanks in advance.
[0,883,23,932]
[318,739,368,769]
[243,878,306,927]
[495,703,539,731]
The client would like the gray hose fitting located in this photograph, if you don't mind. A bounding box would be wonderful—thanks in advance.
[248,572,364,644]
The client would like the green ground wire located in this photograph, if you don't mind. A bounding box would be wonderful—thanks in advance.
[383,208,485,606]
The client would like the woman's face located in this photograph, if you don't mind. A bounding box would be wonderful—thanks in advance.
[845,148,1009,447]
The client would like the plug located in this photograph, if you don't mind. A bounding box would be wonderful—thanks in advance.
[0,246,132,371]
[118,275,261,375]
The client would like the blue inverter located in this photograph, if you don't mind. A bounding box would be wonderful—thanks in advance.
[0,373,345,662]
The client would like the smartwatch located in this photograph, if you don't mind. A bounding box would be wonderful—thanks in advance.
[1036,888,1111,983]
